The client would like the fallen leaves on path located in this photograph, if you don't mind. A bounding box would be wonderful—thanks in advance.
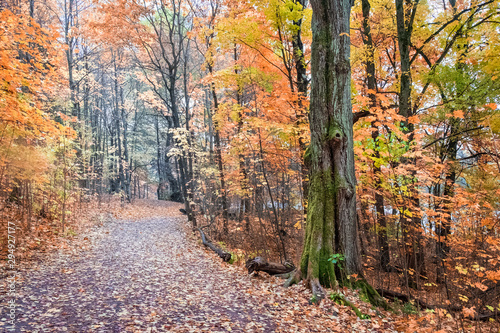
[1,200,398,332]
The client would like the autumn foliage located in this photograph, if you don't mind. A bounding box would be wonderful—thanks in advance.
[2,0,500,330]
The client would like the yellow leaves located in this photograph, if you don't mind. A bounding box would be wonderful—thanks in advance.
[455,264,468,275]
[486,113,500,134]
[472,263,485,272]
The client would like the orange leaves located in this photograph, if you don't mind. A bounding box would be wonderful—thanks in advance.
[485,269,500,282]
[485,103,497,110]
[444,110,465,119]
[462,306,477,318]
[0,10,64,141]
[0,9,70,191]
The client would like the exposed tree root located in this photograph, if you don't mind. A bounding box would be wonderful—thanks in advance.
[310,278,326,303]
[376,288,498,322]
[376,288,437,311]
[279,270,390,312]
[283,269,302,287]
[353,278,391,311]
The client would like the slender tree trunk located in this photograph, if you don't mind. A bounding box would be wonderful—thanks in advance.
[292,0,310,221]
[361,0,390,271]
[395,0,425,286]
[233,44,251,232]
[167,81,190,211]
[113,56,125,195]
[437,3,467,283]
[208,65,229,235]
[120,86,131,202]
[182,42,196,226]
[155,116,168,200]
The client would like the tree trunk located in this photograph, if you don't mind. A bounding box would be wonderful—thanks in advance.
[437,2,467,283]
[113,55,125,195]
[209,72,229,235]
[299,0,359,297]
[155,116,168,201]
[361,0,390,271]
[292,0,310,217]
[395,0,426,287]
[198,228,231,262]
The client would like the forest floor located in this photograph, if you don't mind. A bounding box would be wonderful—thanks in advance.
[0,199,470,332]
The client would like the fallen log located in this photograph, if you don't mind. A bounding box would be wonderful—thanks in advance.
[376,288,439,311]
[245,257,295,275]
[377,289,498,321]
[197,228,231,262]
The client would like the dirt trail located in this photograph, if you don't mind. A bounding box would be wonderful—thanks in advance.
[1,201,278,332]
[1,200,390,332]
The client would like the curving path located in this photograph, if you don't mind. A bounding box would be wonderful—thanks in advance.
[1,206,276,332]
[1,200,390,333]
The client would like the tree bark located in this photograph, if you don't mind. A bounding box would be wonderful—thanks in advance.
[361,0,390,271]
[208,65,229,235]
[299,0,359,297]
[395,0,426,287]
[292,0,310,220]
[246,257,295,275]
[198,228,231,262]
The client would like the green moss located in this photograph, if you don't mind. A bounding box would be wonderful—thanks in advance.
[352,278,391,311]
[304,145,313,167]
[391,299,419,315]
[327,120,343,141]
[300,168,337,288]
[330,293,371,319]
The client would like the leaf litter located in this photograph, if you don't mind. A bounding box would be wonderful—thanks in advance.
[0,200,398,332]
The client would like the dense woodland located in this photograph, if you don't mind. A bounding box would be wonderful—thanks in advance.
[1,0,500,328]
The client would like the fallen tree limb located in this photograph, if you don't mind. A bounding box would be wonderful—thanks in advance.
[376,288,498,321]
[376,288,438,310]
[245,257,295,275]
[197,228,231,262]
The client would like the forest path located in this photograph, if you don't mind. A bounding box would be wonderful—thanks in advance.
[5,200,278,332]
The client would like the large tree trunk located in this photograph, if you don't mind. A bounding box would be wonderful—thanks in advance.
[299,0,359,297]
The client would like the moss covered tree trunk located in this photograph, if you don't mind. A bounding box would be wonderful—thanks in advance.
[300,0,360,297]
